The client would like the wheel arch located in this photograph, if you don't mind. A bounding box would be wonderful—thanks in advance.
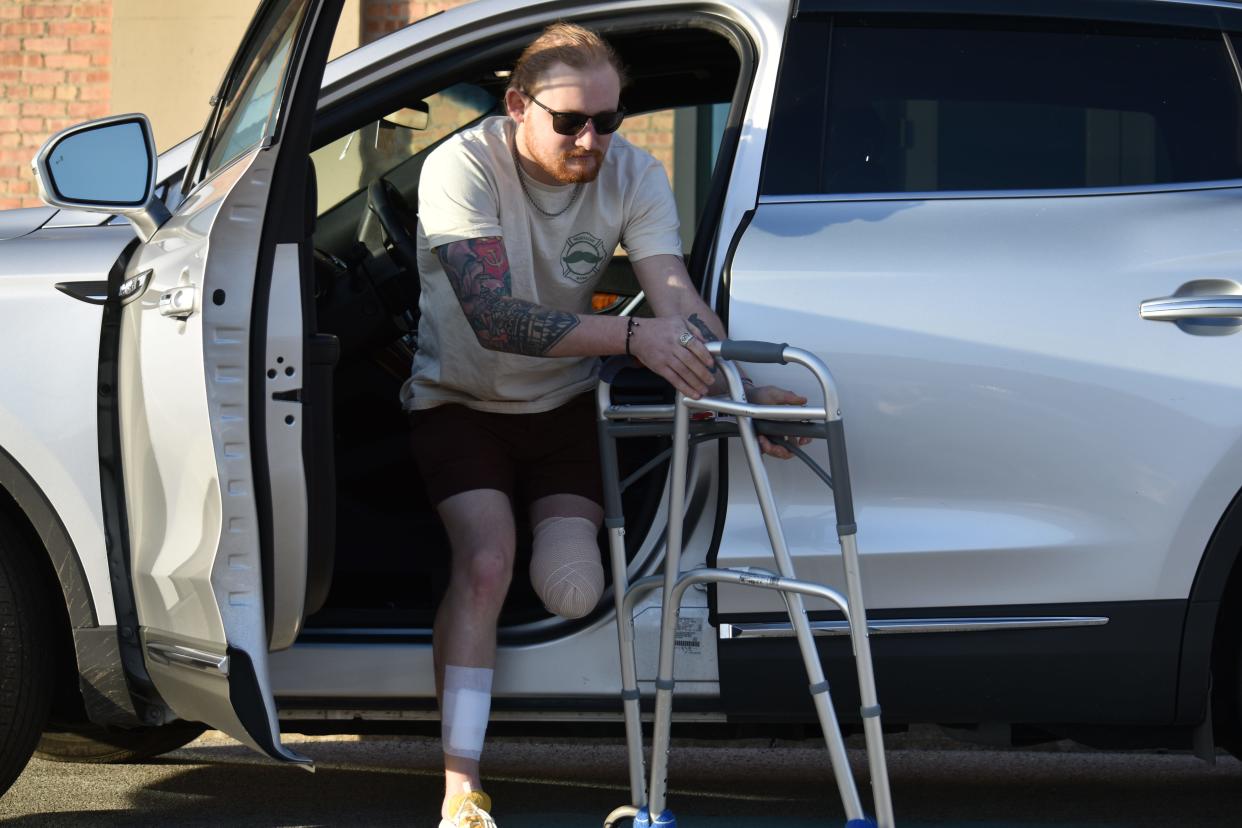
[1183,483,1242,736]
[0,445,142,727]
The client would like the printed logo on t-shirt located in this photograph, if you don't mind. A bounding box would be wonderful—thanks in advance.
[560,231,606,284]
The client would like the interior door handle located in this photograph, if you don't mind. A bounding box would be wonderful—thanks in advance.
[1139,296,1242,320]
[158,285,196,319]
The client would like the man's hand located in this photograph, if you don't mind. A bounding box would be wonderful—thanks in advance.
[746,384,811,459]
[628,315,715,399]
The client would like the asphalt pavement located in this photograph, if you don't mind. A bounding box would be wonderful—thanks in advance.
[1,728,1240,827]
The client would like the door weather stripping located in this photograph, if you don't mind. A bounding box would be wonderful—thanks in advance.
[719,615,1109,639]
[145,642,231,675]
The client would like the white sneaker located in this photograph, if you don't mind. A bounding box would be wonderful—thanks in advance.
[438,786,497,828]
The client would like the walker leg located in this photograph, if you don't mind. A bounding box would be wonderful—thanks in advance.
[733,411,870,824]
[599,421,648,810]
[645,397,691,820]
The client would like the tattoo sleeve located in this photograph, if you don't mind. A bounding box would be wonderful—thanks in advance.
[436,237,580,356]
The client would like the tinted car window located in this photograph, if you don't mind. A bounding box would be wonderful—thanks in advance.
[764,15,1242,195]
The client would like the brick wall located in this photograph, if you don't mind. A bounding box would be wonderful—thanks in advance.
[0,0,110,209]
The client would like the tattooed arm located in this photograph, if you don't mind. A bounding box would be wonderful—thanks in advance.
[436,237,716,397]
[437,236,581,356]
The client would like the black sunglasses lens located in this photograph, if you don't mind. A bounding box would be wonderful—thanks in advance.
[548,110,625,135]
[593,110,625,135]
[552,113,590,135]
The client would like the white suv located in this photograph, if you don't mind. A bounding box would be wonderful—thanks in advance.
[2,0,1242,798]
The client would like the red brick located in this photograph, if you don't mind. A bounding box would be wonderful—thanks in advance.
[93,18,111,34]
[20,130,45,147]
[44,117,73,133]
[67,69,108,84]
[24,6,71,19]
[0,199,22,210]
[0,21,42,36]
[69,35,108,53]
[29,85,53,100]
[16,117,43,132]
[21,101,65,117]
[0,5,21,20]
[0,164,19,179]
[77,83,106,101]
[9,179,31,194]
[67,100,106,118]
[0,117,14,133]
[5,84,30,98]
[71,4,110,17]
[0,36,18,51]
[0,69,17,83]
[43,53,89,68]
[21,69,65,85]
[23,37,68,52]
[89,51,107,66]
[53,85,76,101]
[47,21,93,36]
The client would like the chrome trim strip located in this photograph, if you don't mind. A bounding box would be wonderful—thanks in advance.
[758,179,1242,205]
[719,616,1109,639]
[1225,31,1242,93]
[276,708,727,723]
[145,643,231,676]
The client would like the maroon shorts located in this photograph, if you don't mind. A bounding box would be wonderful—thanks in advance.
[408,392,603,508]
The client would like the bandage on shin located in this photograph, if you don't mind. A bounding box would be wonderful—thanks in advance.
[531,516,604,619]
[442,665,493,760]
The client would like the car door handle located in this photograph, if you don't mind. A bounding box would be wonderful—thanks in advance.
[158,285,196,319]
[1139,295,1242,321]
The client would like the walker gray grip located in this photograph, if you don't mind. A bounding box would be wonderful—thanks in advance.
[826,420,856,532]
[718,340,789,364]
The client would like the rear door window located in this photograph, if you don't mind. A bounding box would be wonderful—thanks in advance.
[764,15,1242,195]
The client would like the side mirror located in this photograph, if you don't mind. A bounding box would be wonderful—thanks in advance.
[32,113,170,242]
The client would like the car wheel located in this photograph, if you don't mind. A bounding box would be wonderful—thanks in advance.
[0,513,53,794]
[35,720,207,764]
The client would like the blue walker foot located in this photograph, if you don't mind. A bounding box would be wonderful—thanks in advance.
[845,818,877,828]
[633,807,651,828]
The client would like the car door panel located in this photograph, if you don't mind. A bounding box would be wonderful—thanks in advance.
[718,191,1242,615]
[117,0,342,764]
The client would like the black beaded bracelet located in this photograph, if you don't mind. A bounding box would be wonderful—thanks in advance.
[625,316,638,357]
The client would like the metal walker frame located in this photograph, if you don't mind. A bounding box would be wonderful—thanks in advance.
[597,340,894,828]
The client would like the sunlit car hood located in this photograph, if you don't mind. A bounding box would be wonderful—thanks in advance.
[0,206,56,241]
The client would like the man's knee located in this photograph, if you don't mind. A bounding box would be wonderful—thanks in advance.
[455,543,514,604]
[530,516,603,619]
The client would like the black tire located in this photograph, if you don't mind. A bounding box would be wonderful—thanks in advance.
[0,513,54,794]
[35,720,207,764]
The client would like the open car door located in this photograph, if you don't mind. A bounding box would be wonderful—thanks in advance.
[114,0,342,764]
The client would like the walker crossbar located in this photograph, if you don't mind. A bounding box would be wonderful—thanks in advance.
[597,342,895,828]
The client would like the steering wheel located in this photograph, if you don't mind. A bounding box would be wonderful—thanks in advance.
[362,177,420,272]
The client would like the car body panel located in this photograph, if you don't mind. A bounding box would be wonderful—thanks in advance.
[717,188,1242,613]
[0,224,143,628]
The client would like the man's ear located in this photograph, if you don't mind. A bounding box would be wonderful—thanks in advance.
[504,88,527,122]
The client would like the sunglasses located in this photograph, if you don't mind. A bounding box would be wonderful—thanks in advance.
[524,92,626,136]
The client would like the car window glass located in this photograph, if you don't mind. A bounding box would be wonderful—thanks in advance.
[764,15,1242,194]
[311,83,497,215]
[201,0,311,181]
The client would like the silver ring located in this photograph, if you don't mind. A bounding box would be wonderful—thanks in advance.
[678,331,695,348]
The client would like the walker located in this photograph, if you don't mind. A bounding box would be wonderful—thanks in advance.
[597,339,894,828]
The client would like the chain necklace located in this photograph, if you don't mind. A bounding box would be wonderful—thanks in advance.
[512,136,582,218]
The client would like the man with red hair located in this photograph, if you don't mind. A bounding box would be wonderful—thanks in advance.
[403,22,803,827]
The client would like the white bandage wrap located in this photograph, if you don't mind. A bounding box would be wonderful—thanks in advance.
[531,516,604,620]
[442,665,493,760]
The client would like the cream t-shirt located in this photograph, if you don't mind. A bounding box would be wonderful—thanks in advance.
[400,116,683,413]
